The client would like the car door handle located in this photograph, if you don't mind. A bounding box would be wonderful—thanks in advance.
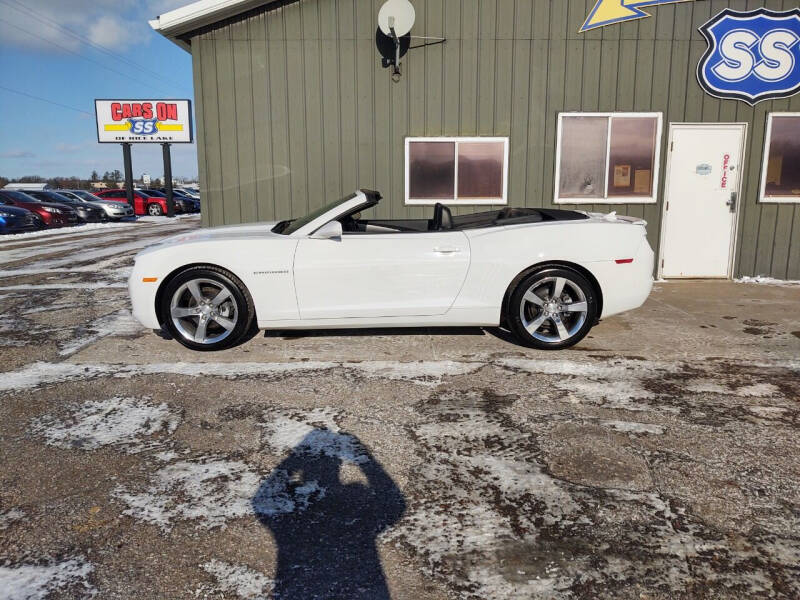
[433,246,460,254]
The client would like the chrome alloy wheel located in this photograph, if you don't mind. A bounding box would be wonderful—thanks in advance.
[169,278,239,345]
[519,276,589,343]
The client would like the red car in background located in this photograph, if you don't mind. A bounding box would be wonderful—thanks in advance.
[0,190,75,228]
[95,189,176,217]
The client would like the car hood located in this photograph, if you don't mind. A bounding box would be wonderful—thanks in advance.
[137,221,281,256]
[0,204,32,217]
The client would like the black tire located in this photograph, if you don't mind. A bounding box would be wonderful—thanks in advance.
[160,266,256,351]
[507,267,598,350]
[147,203,163,216]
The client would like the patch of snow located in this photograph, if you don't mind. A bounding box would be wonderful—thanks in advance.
[153,450,180,462]
[0,360,479,394]
[114,457,264,530]
[114,455,323,531]
[0,282,126,291]
[686,379,780,397]
[22,303,80,315]
[260,408,368,464]
[29,397,179,452]
[601,420,665,435]
[0,508,25,530]
[556,378,655,405]
[735,276,800,287]
[0,557,94,600]
[59,309,144,356]
[734,383,781,397]
[349,360,483,385]
[202,560,273,599]
[747,406,788,419]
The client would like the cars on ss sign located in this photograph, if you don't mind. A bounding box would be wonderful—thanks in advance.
[0,190,73,228]
[129,189,654,351]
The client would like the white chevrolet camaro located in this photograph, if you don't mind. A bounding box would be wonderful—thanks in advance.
[129,189,653,351]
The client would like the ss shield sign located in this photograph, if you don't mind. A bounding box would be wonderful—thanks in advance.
[698,8,800,105]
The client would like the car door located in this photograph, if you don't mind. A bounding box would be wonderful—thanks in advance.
[293,230,470,319]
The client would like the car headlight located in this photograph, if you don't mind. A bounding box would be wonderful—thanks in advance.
[42,206,62,214]
[0,210,13,217]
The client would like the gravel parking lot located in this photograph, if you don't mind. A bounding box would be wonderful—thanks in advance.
[1,217,799,599]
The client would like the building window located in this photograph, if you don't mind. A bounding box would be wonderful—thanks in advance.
[760,113,800,203]
[555,113,663,204]
[405,137,509,205]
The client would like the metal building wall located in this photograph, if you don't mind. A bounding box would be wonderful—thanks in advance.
[189,0,800,279]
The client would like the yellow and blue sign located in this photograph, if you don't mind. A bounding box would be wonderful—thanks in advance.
[581,0,695,32]
[697,8,800,105]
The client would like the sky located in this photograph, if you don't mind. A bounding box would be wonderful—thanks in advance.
[0,0,198,181]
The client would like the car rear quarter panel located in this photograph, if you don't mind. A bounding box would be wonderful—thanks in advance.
[455,221,652,319]
[129,237,300,329]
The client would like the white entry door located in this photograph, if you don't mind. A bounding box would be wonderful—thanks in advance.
[294,231,470,319]
[660,124,746,278]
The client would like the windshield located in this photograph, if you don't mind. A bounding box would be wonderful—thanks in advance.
[276,193,357,235]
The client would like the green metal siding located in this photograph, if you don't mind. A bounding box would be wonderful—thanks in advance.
[190,0,800,279]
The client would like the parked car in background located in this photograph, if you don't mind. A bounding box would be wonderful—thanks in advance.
[145,189,199,213]
[95,189,171,217]
[0,190,73,228]
[139,189,188,214]
[24,190,104,223]
[58,190,135,221]
[0,198,40,233]
[156,188,201,212]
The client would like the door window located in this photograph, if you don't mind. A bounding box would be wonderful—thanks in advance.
[760,113,800,203]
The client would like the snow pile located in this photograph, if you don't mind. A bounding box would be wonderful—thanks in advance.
[0,558,94,600]
[29,397,179,452]
[58,309,144,356]
[735,276,800,287]
[202,560,273,599]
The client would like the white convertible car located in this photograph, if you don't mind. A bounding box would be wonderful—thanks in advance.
[129,189,653,351]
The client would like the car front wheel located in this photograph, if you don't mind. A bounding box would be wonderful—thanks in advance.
[147,203,163,216]
[508,267,598,350]
[161,266,255,351]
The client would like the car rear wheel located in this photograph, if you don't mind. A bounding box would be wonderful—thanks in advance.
[508,267,597,350]
[147,203,163,216]
[161,266,255,351]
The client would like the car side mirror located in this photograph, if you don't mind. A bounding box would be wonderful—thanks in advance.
[310,220,343,240]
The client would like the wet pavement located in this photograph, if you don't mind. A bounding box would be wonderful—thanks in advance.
[1,217,799,599]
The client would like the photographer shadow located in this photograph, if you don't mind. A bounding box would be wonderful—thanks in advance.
[253,429,405,599]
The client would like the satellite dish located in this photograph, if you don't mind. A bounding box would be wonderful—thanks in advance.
[378,0,415,37]
[376,27,410,65]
